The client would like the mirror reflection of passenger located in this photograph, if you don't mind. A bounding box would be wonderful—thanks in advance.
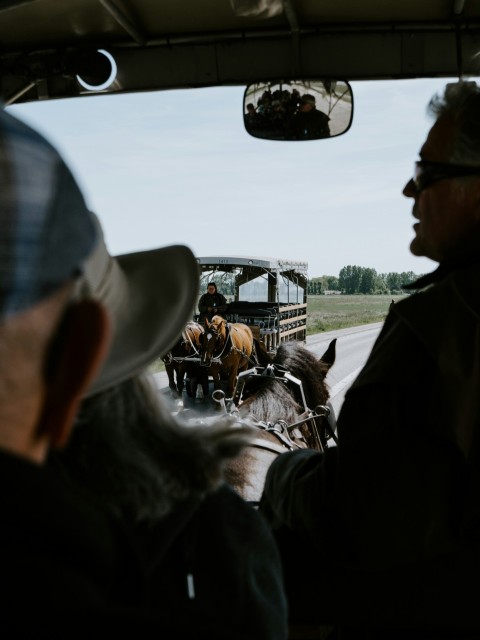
[293,94,331,139]
[198,282,227,323]
[244,103,259,130]
[286,89,301,117]
[269,99,290,138]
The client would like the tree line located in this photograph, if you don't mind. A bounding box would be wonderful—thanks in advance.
[308,266,423,295]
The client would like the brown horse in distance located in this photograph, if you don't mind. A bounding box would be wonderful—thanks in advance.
[200,315,256,398]
[224,339,336,504]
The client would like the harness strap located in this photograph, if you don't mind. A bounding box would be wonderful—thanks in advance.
[228,324,257,365]
[183,325,201,356]
[247,416,303,451]
[230,343,257,366]
[212,325,231,359]
[249,437,290,456]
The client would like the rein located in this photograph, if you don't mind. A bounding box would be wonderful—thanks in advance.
[182,325,201,356]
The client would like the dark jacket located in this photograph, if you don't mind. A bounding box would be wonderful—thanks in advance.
[259,232,480,630]
[293,108,330,139]
[138,485,287,640]
[49,374,288,640]
[0,448,152,637]
[198,291,227,321]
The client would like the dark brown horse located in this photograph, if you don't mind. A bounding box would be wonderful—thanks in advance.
[162,321,207,398]
[200,315,256,398]
[222,339,337,504]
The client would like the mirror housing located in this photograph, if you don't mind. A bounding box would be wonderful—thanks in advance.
[243,79,353,141]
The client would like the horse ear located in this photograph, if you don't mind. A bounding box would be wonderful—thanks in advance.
[254,338,273,367]
[205,318,211,329]
[319,338,336,370]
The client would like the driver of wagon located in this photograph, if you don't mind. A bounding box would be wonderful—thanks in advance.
[198,282,227,323]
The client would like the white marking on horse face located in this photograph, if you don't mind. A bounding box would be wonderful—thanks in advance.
[206,333,213,340]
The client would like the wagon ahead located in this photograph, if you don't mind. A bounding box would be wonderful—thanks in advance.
[196,255,308,354]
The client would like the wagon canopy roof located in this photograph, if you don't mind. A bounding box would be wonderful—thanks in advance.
[197,256,308,293]
[0,0,477,105]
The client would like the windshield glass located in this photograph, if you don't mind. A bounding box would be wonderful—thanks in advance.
[9,78,453,278]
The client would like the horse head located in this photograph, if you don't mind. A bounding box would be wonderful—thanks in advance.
[201,315,226,367]
[225,338,338,504]
[274,339,336,409]
[273,339,336,448]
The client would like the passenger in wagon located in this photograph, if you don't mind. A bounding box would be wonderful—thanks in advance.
[49,218,288,640]
[259,81,480,635]
[198,281,227,322]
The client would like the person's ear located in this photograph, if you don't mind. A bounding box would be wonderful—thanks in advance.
[36,300,111,449]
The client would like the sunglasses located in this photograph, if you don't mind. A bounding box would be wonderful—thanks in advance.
[413,160,480,193]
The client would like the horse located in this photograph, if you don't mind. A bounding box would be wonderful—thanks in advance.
[200,315,256,398]
[220,339,337,504]
[162,321,208,399]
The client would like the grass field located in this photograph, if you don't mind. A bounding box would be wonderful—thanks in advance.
[306,294,408,334]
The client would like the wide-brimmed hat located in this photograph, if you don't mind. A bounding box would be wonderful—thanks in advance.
[75,214,199,396]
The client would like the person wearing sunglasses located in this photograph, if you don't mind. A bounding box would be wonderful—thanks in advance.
[259,81,480,636]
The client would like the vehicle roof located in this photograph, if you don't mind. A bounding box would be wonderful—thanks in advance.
[1,0,477,104]
[197,256,308,274]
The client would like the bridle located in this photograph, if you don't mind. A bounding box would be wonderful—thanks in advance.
[202,321,256,367]
[213,362,338,454]
[201,323,229,365]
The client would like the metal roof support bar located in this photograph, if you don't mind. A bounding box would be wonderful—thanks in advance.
[4,80,35,105]
[282,0,300,75]
[452,0,465,78]
[98,0,147,46]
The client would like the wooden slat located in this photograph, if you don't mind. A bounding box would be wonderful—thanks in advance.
[279,326,307,338]
[279,314,307,326]
[278,304,307,313]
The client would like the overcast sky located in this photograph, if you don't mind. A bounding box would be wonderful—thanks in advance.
[9,76,456,278]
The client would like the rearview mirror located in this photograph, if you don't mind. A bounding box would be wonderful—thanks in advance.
[243,79,353,141]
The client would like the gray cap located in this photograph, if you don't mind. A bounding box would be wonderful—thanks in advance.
[0,107,96,319]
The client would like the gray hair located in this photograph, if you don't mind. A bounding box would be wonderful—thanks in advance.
[50,374,253,523]
[428,81,480,166]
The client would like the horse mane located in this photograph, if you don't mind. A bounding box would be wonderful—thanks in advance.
[239,378,302,425]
